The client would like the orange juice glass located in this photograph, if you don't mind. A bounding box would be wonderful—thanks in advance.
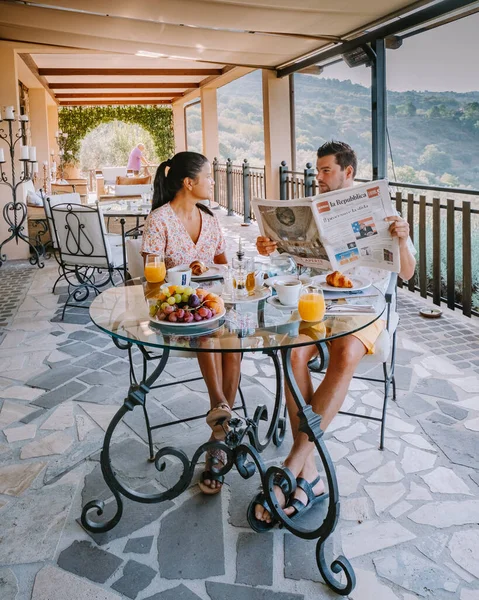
[144,254,166,283]
[298,286,325,322]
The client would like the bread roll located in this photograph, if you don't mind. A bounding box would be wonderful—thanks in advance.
[325,271,353,288]
[189,260,208,276]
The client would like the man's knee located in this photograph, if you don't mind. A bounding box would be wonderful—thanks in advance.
[290,345,318,369]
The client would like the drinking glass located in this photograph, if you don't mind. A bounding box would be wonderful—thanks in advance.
[232,257,255,297]
[298,285,325,322]
[144,254,166,284]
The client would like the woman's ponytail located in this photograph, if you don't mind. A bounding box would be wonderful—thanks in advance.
[151,159,171,211]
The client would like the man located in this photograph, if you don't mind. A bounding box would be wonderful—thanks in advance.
[253,141,416,527]
[127,143,151,175]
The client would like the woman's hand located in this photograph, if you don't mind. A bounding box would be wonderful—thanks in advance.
[385,215,410,246]
[256,236,277,256]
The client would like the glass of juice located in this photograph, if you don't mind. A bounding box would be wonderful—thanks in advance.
[144,254,166,284]
[298,285,325,322]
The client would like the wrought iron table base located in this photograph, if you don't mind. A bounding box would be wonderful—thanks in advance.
[81,343,355,596]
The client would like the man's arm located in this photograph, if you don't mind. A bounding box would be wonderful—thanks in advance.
[385,216,416,280]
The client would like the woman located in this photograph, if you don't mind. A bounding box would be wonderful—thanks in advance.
[142,151,240,495]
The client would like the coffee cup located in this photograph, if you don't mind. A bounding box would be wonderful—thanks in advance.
[166,265,191,286]
[273,279,302,306]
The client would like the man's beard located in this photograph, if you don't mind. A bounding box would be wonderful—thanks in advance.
[318,173,345,193]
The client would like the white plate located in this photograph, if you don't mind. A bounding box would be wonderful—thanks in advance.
[222,286,271,304]
[149,307,226,329]
[160,282,198,291]
[312,274,372,292]
[266,295,297,310]
[191,265,225,281]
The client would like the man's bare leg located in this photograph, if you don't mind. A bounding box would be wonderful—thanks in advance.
[255,335,367,523]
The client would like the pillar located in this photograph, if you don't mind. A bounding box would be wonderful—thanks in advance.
[262,70,293,199]
[172,103,187,154]
[0,46,27,260]
[371,39,387,180]
[200,87,219,162]
[29,88,51,172]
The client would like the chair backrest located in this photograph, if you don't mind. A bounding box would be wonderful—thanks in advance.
[49,202,112,268]
[125,238,144,279]
[114,184,152,197]
[44,193,82,249]
[102,167,127,185]
[116,175,151,185]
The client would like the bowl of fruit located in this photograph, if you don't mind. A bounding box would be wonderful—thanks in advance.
[147,284,225,329]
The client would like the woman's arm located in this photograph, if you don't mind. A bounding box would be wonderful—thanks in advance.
[214,252,228,265]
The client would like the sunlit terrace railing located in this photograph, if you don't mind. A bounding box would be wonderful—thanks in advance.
[279,164,479,318]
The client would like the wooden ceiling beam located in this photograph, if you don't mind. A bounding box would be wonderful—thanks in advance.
[59,100,173,106]
[40,68,222,76]
[50,82,199,89]
[55,93,180,99]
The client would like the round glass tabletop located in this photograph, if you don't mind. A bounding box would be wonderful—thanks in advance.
[89,280,386,354]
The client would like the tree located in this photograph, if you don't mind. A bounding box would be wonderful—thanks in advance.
[440,173,460,187]
[418,144,451,173]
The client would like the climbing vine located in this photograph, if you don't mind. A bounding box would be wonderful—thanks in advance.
[58,105,174,163]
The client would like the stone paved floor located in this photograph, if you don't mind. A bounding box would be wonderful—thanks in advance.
[0,209,478,600]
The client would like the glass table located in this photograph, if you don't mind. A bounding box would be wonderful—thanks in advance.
[81,279,386,596]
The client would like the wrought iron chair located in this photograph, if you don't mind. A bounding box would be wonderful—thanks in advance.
[308,273,398,450]
[48,201,124,319]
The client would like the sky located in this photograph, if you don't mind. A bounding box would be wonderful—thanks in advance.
[323,12,479,93]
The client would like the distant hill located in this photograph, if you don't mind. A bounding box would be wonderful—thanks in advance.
[210,71,479,189]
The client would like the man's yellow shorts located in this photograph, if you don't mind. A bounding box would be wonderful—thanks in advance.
[314,317,385,354]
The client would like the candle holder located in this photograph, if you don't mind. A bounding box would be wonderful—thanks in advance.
[0,108,44,268]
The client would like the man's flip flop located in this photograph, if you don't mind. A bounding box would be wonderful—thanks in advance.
[286,475,328,518]
[206,403,232,439]
[247,469,296,533]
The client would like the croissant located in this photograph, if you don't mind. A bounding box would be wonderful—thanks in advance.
[189,260,208,276]
[326,271,353,288]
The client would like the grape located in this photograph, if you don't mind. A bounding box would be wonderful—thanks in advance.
[188,294,200,308]
[157,313,167,321]
[184,287,194,295]
[167,296,176,305]
[176,285,185,294]
[164,305,174,314]
[181,293,189,303]
[162,289,171,298]
[198,307,209,318]
[184,313,194,323]
[160,302,169,311]
[168,313,178,322]
[177,308,185,319]
[149,305,157,317]
[194,312,203,321]
[174,293,182,304]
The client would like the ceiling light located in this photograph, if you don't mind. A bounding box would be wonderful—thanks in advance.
[136,50,166,58]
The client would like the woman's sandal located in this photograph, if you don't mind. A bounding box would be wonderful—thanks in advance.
[286,475,328,518]
[198,448,227,496]
[206,402,232,440]
[247,468,296,533]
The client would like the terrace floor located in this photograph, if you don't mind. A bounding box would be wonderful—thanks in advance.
[0,209,478,600]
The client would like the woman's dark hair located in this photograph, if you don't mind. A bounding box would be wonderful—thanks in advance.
[152,151,213,215]
[317,140,357,178]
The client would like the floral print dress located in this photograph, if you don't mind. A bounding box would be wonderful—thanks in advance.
[141,203,226,269]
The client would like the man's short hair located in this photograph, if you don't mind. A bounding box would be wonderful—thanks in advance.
[317,140,357,178]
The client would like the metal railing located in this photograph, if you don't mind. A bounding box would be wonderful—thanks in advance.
[212,158,266,223]
[278,162,479,317]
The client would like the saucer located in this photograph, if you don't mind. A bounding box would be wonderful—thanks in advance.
[266,295,297,310]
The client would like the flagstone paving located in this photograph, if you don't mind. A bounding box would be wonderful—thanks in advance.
[0,209,478,600]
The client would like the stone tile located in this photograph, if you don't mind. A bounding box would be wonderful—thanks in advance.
[409,500,479,528]
[87,336,111,348]
[326,440,350,462]
[397,393,434,418]
[373,550,458,597]
[336,464,362,496]
[0,483,75,564]
[421,466,472,495]
[341,497,371,522]
[0,384,44,401]
[283,535,323,583]
[236,532,273,586]
[406,482,432,501]
[449,375,479,393]
[364,482,406,515]
[74,386,126,406]
[58,341,92,358]
[143,585,202,600]
[44,437,104,485]
[349,568,400,600]
[448,529,479,578]
[3,423,37,442]
[415,532,449,562]
[21,431,73,459]
[458,396,479,410]
[461,590,479,600]
[205,582,304,600]
[78,370,129,387]
[68,330,98,342]
[111,559,156,599]
[162,392,210,422]
[420,355,463,375]
[0,567,18,600]
[401,446,436,473]
[26,366,87,390]
[389,500,412,517]
[124,536,154,555]
[347,449,383,474]
[464,417,479,431]
[79,403,120,431]
[419,421,479,469]
[425,412,456,426]
[123,404,175,444]
[385,414,415,433]
[158,493,224,579]
[57,540,123,584]
[76,412,100,441]
[101,360,130,376]
[75,352,115,370]
[342,520,415,558]
[332,421,367,443]
[40,402,74,430]
[0,400,37,427]
[0,462,46,496]
[414,378,458,400]
[366,461,404,483]
[437,400,469,420]
[400,433,436,451]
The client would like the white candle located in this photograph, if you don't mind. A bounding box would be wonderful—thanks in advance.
[0,149,5,163]
[20,146,29,160]
[19,114,29,122]
[33,162,39,173]
[238,237,242,252]
[43,160,48,166]
[4,106,14,120]
[29,146,37,161]
[50,150,55,156]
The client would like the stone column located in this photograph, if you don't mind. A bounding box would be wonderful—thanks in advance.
[29,88,51,173]
[200,87,219,162]
[262,70,293,199]
[0,45,27,260]
[172,103,187,154]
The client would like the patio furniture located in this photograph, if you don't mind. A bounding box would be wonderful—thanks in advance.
[114,183,152,197]
[101,167,127,191]
[48,200,124,318]
[81,279,387,595]
[308,273,398,449]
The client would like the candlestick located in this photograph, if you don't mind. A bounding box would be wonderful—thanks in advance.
[0,149,4,163]
[20,146,29,160]
[29,146,37,162]
[19,114,29,122]
[4,106,14,120]
[32,162,39,174]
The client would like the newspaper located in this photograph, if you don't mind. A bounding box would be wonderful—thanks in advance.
[252,180,400,272]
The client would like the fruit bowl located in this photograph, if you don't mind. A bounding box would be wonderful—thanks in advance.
[147,284,226,328]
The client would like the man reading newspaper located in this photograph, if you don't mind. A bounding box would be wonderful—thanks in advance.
[251,141,416,529]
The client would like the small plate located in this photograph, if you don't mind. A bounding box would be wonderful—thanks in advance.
[312,274,372,292]
[191,265,226,281]
[266,295,297,310]
[161,282,198,291]
[149,307,226,329]
[222,286,271,304]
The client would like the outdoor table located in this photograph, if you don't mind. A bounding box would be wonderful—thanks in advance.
[81,279,386,596]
